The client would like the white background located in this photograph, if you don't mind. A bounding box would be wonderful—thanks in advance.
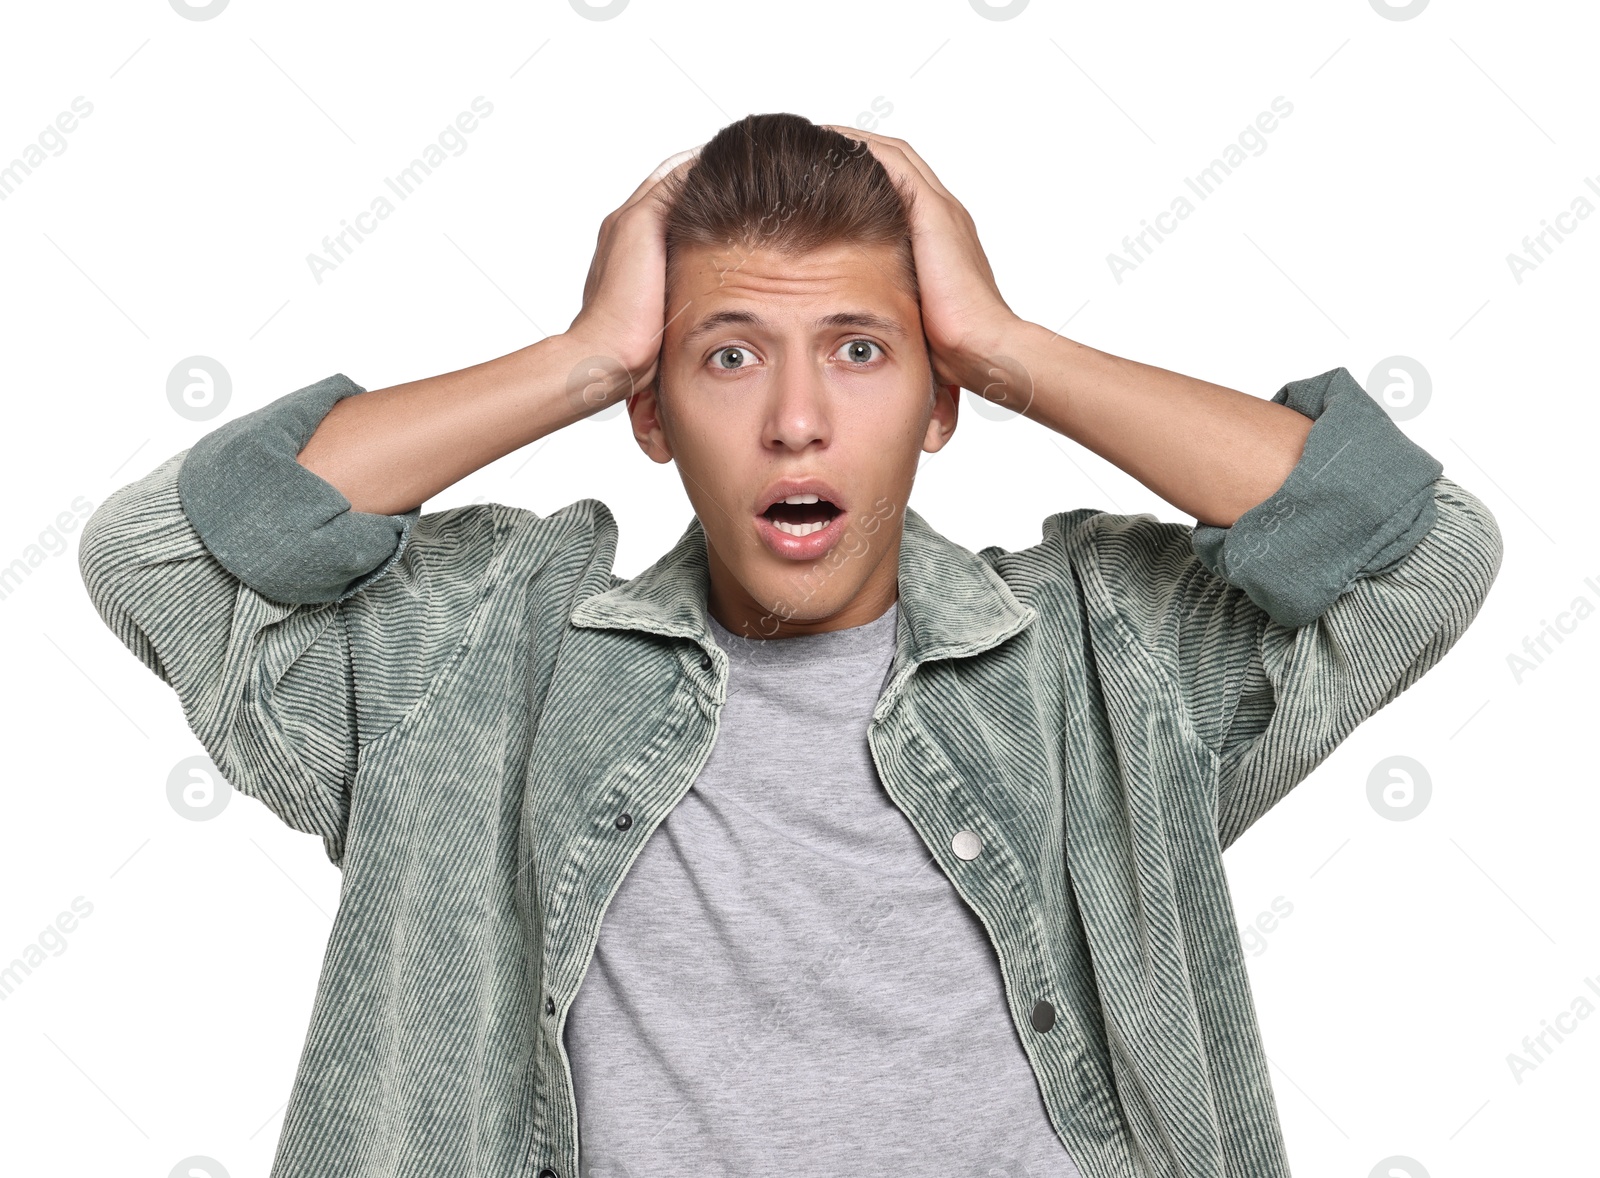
[1,1,1595,1175]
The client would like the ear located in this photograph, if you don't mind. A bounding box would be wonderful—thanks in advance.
[627,380,674,464]
[921,382,959,454]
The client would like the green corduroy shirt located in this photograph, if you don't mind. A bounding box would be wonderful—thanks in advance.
[79,365,1502,1178]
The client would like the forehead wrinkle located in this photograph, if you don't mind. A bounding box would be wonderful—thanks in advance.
[675,253,918,349]
[681,307,909,347]
[679,236,913,292]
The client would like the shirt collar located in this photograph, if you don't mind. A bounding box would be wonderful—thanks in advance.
[568,507,1037,676]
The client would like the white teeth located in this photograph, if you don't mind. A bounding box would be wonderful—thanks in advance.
[767,492,832,539]
[772,519,827,537]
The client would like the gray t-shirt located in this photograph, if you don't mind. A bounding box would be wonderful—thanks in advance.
[564,603,1084,1178]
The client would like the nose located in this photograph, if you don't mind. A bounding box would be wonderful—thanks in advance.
[761,355,831,453]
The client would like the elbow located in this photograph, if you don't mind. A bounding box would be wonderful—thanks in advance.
[1441,476,1505,616]
[176,433,417,606]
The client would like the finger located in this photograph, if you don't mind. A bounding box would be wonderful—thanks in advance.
[610,143,703,223]
[829,131,975,243]
[589,144,701,271]
[820,125,952,203]
[845,128,984,243]
[820,128,930,208]
[875,137,949,198]
[649,144,702,183]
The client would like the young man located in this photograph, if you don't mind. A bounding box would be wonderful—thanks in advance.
[80,114,1502,1178]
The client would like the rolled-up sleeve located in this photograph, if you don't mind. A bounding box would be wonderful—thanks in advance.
[1189,365,1445,630]
[175,372,419,605]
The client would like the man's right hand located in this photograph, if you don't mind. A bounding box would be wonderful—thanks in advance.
[566,146,702,409]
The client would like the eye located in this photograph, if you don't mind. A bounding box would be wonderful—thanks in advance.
[711,345,756,370]
[836,339,884,364]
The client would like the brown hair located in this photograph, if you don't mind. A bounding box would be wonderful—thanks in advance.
[655,112,919,305]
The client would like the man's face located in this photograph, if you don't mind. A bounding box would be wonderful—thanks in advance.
[628,239,958,638]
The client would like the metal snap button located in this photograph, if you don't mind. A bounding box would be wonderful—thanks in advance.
[614,812,633,831]
[1031,999,1056,1033]
[951,829,984,860]
[545,995,555,1016]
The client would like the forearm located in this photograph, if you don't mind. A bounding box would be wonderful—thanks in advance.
[980,320,1315,528]
[296,329,623,516]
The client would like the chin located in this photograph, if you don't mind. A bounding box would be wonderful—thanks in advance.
[749,559,887,631]
[748,585,845,630]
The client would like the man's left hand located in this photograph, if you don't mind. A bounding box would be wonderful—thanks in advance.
[820,126,1022,395]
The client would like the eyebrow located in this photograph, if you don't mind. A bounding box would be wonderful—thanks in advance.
[680,309,908,346]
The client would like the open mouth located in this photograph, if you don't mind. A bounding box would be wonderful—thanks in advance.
[761,493,843,537]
